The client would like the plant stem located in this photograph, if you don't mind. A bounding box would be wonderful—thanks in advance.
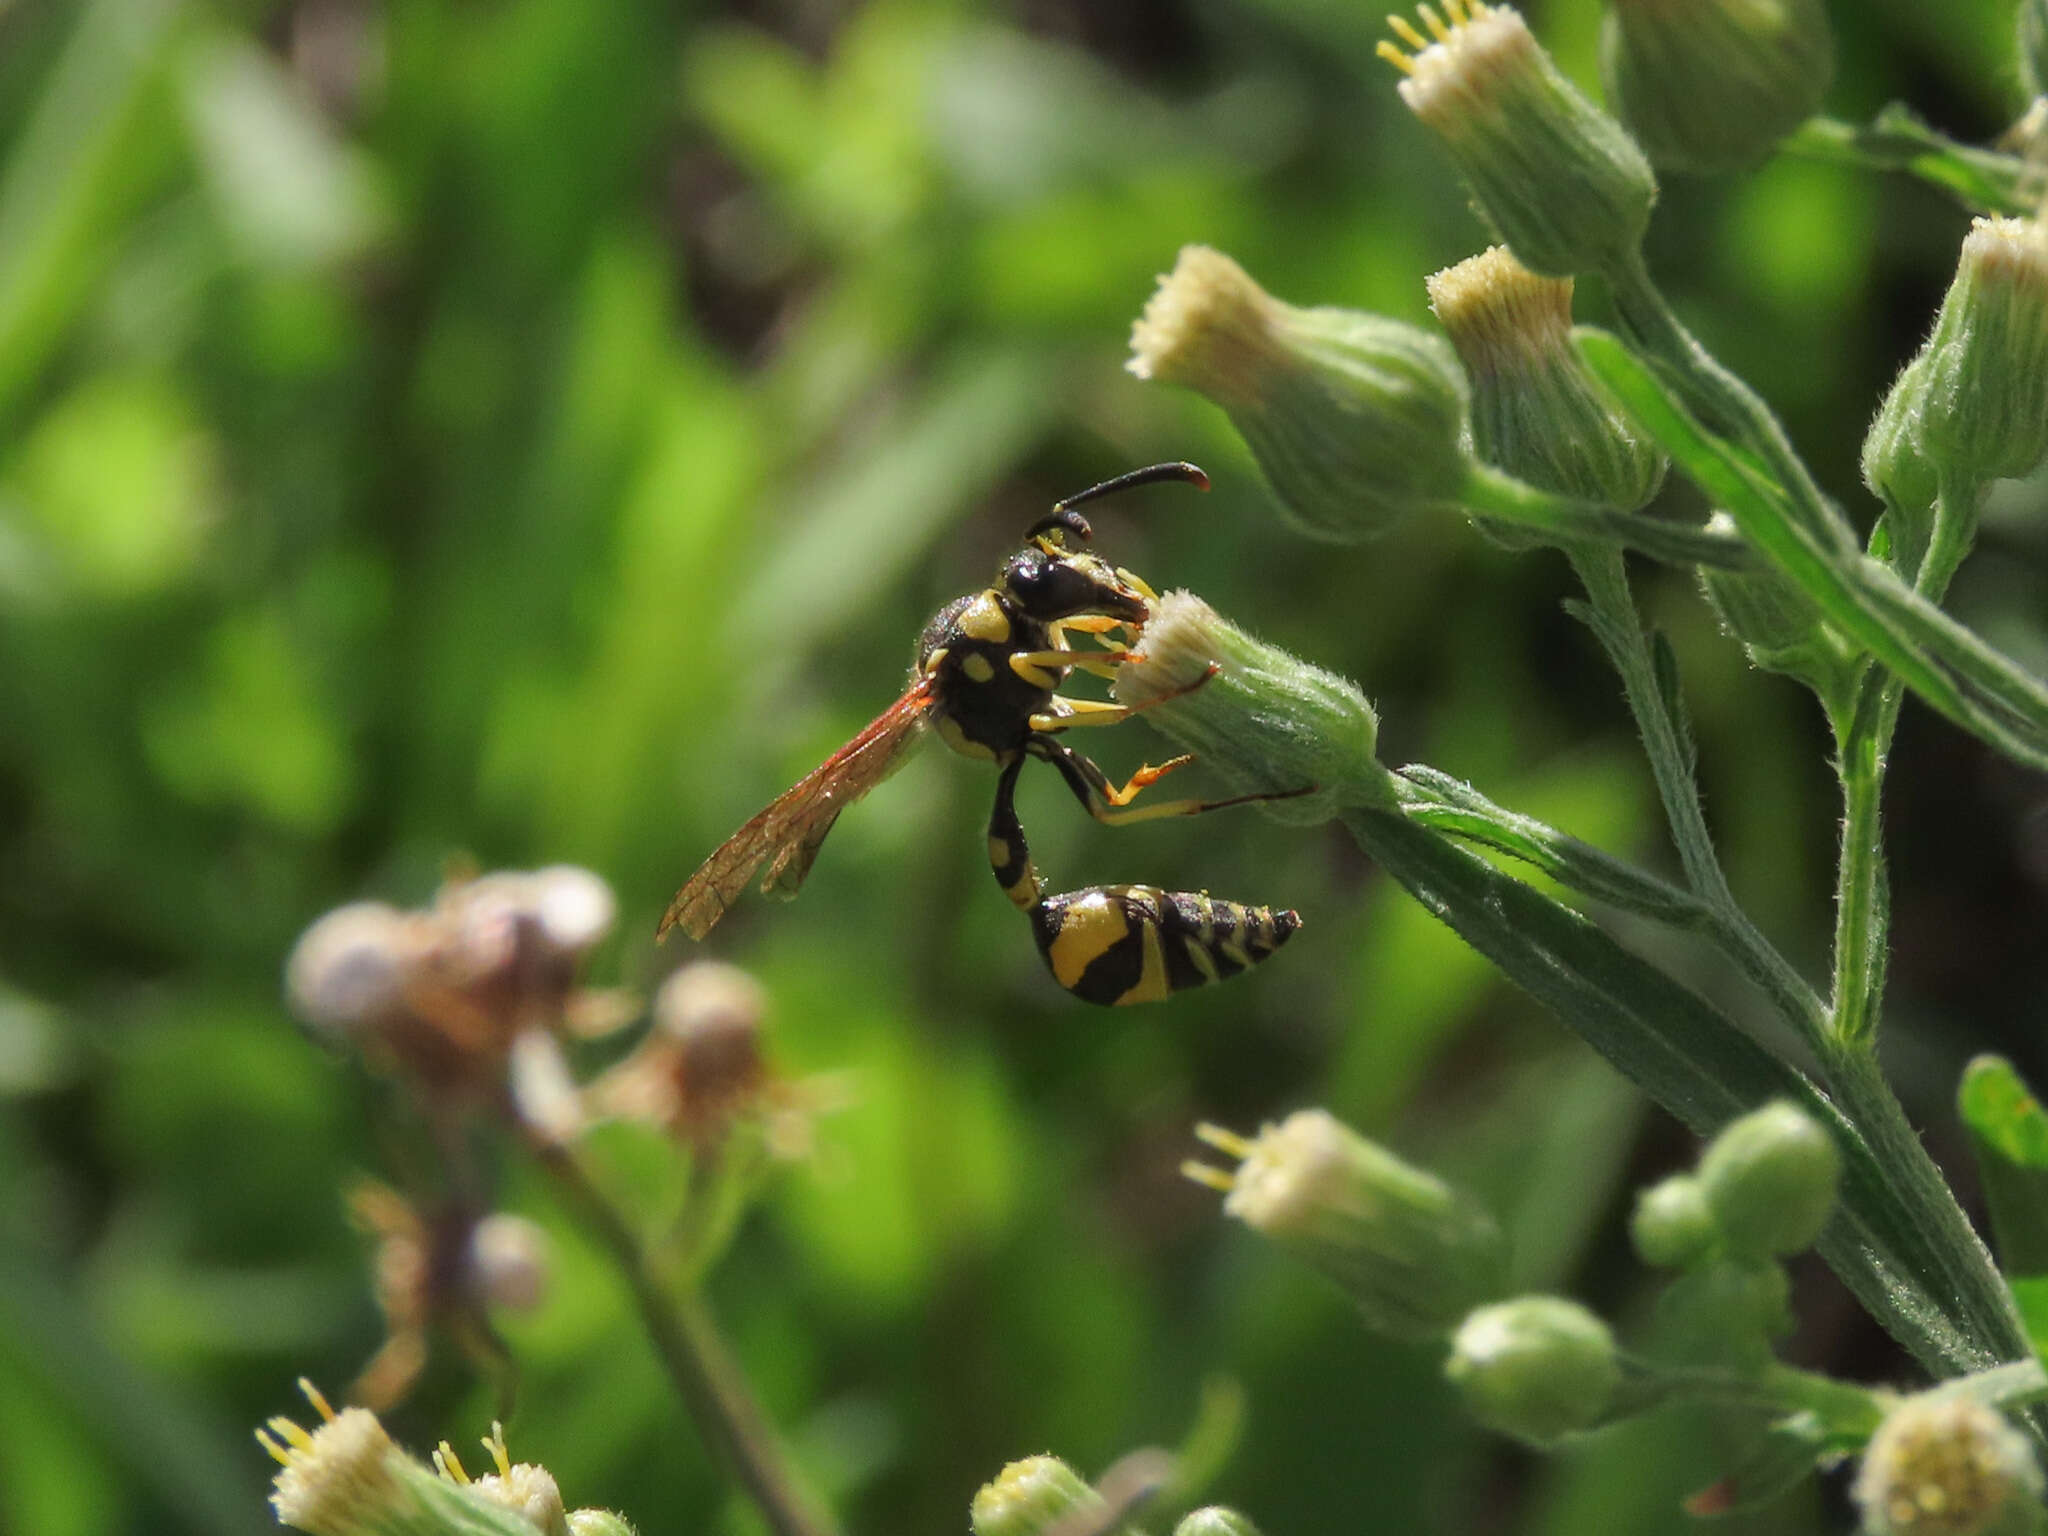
[1782,113,2041,218]
[528,1136,843,1536]
[1568,545,1729,905]
[1829,474,1981,1047]
[1458,462,1758,570]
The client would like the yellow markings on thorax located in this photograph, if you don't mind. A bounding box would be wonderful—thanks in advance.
[936,714,999,762]
[962,652,996,683]
[957,591,1011,643]
[922,646,949,674]
[1046,891,1128,989]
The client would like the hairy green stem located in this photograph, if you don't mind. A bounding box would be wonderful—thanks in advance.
[1568,545,1730,904]
[1782,113,2042,218]
[1458,463,1758,570]
[529,1138,842,1536]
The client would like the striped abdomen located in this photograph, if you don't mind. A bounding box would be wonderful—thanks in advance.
[1029,885,1300,1007]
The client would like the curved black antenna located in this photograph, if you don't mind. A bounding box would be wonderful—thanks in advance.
[1052,461,1210,514]
[1027,462,1210,543]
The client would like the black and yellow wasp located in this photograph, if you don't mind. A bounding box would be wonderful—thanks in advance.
[659,463,1302,1005]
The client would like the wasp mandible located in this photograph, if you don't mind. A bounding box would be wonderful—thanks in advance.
[660,463,1303,1004]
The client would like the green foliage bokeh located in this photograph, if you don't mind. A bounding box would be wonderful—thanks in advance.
[3,2,2046,1534]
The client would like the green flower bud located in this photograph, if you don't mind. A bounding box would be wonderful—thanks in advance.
[1914,217,2048,485]
[1698,1101,1841,1259]
[1600,0,1833,174]
[1652,1257,1791,1373]
[1630,1173,1717,1269]
[1863,354,1941,523]
[2021,0,2048,100]
[260,1387,557,1536]
[1175,1510,1263,1536]
[1426,246,1665,508]
[1185,1110,1507,1339]
[1853,1397,2045,1536]
[1445,1297,1620,1447]
[1698,542,1862,710]
[1128,246,1471,540]
[1112,590,1392,819]
[1379,2,1658,276]
[566,1516,636,1536]
[971,1457,1106,1536]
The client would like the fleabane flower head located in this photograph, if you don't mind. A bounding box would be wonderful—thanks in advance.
[1129,245,1472,541]
[969,1456,1106,1536]
[1601,0,1833,173]
[1446,1297,1621,1448]
[1185,1109,1506,1339]
[1853,1397,2044,1536]
[1426,246,1664,509]
[1911,216,2048,486]
[1380,2,1657,277]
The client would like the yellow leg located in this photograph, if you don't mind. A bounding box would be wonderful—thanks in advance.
[1029,695,1134,732]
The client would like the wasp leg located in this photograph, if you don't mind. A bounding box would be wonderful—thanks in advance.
[1026,661,1220,732]
[1011,649,1123,687]
[987,754,1045,914]
[1025,734,1311,824]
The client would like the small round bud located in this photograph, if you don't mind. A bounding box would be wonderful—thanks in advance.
[1446,1296,1620,1447]
[1380,4,1658,276]
[1113,591,1390,820]
[1427,247,1664,509]
[970,1456,1105,1536]
[567,1514,636,1536]
[1129,246,1471,540]
[529,866,616,956]
[470,1463,569,1534]
[1600,0,1833,174]
[1189,1109,1506,1339]
[1698,1101,1841,1259]
[1175,1509,1263,1536]
[1854,1397,2044,1536]
[1698,548,1860,709]
[1630,1174,1717,1269]
[285,903,422,1034]
[1653,1256,1792,1373]
[1914,217,2048,485]
[468,1214,551,1313]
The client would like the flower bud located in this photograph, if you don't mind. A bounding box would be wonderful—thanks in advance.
[1128,246,1471,540]
[1379,3,1658,276]
[1630,1173,1716,1269]
[589,961,772,1145]
[970,1456,1106,1536]
[468,1214,550,1313]
[1175,1510,1263,1536]
[260,1384,547,1536]
[1600,0,1833,174]
[1863,354,1941,524]
[286,903,429,1036]
[1698,1101,1841,1259]
[567,1515,636,1536]
[1698,545,1861,709]
[1913,217,2048,485]
[1426,246,1664,508]
[1652,1256,1791,1373]
[1854,1397,2044,1536]
[1445,1296,1620,1447]
[1112,590,1391,820]
[1185,1110,1507,1339]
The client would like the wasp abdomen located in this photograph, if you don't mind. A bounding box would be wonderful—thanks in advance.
[1030,885,1300,1006]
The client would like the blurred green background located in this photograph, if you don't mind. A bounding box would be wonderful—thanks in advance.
[5,1,2048,1532]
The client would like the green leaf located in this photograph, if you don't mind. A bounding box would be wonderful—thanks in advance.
[1959,1056,2048,1277]
[1341,806,1994,1379]
[1579,329,2048,773]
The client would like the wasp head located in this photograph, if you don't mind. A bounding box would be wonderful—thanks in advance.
[1001,543,1152,625]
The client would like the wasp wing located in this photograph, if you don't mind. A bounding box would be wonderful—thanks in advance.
[659,676,937,942]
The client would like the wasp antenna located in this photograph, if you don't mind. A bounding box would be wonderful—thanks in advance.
[1051,461,1210,514]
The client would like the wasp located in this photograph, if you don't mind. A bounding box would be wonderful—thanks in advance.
[659,462,1302,1005]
